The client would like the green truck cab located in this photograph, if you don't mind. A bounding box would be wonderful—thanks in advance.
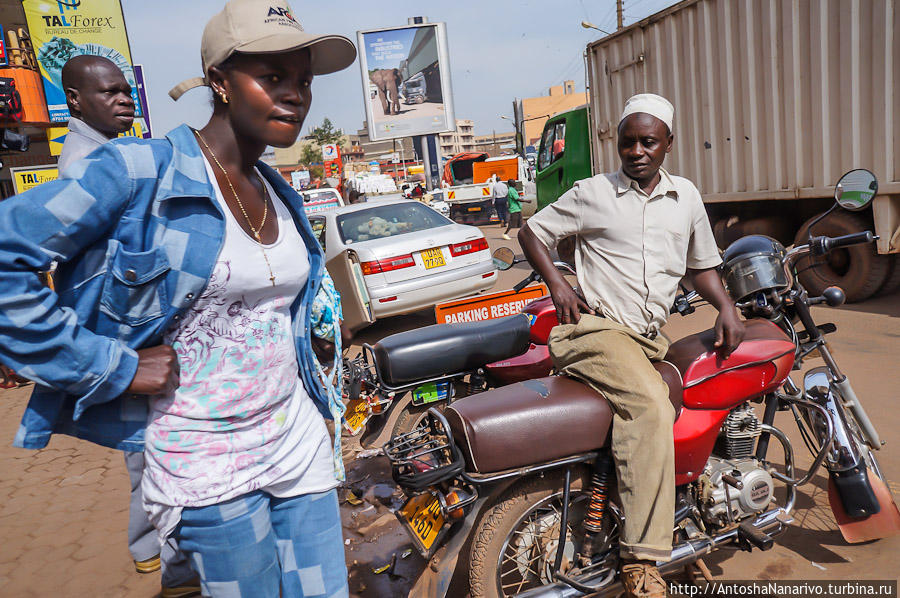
[535,105,592,211]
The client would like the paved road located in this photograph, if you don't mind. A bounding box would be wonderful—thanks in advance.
[1,223,898,596]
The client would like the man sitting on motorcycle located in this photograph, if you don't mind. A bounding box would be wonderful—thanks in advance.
[519,93,745,598]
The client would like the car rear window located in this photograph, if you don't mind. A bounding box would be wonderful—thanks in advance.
[337,203,451,244]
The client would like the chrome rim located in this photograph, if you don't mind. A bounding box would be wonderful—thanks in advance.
[494,489,620,596]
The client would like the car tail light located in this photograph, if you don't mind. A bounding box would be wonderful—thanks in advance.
[449,237,489,257]
[360,254,416,275]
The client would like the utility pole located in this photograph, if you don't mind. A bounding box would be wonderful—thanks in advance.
[617,0,624,30]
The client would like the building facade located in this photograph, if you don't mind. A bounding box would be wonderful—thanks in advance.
[520,80,587,148]
[438,119,476,157]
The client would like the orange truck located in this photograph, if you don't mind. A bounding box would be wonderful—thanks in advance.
[442,154,536,224]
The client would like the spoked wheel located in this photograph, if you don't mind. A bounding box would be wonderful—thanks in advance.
[391,402,435,438]
[468,471,622,598]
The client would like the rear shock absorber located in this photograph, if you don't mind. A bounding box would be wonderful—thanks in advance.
[581,453,613,561]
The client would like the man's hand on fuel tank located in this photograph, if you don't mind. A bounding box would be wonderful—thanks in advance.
[714,307,745,358]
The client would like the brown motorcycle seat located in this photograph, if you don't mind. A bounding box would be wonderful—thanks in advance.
[445,366,683,474]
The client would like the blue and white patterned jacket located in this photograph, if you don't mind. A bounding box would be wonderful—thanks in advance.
[0,124,342,453]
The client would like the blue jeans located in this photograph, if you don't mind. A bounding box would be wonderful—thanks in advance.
[494,197,509,224]
[175,489,348,597]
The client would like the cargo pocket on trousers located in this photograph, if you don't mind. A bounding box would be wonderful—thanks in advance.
[99,241,170,326]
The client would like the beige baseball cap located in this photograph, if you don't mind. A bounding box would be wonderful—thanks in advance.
[169,0,356,100]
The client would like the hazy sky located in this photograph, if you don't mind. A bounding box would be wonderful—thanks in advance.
[121,0,678,139]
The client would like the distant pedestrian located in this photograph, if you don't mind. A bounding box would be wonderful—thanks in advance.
[493,177,509,227]
[503,179,531,240]
[0,0,356,595]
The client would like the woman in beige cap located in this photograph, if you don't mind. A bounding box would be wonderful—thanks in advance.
[0,1,356,595]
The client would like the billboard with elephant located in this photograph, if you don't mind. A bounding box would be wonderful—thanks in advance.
[357,22,456,141]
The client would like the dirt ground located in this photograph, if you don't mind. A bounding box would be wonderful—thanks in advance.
[1,224,898,596]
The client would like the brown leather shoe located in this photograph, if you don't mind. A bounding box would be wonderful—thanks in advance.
[621,562,667,598]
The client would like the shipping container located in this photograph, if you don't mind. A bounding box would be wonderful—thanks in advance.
[536,0,900,301]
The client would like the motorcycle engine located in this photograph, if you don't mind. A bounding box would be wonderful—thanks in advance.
[700,404,774,524]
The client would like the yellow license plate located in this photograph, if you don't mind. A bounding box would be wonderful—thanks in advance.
[399,491,445,552]
[467,206,481,212]
[343,398,370,436]
[421,248,446,269]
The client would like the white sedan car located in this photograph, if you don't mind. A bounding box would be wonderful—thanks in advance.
[308,199,498,320]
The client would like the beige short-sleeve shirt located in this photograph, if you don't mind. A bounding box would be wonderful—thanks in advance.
[527,168,721,336]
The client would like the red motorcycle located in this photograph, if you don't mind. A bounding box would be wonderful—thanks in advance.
[385,169,900,598]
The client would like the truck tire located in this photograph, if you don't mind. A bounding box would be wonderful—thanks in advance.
[794,212,890,303]
[875,254,900,297]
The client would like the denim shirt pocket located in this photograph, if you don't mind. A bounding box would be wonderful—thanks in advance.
[99,240,170,326]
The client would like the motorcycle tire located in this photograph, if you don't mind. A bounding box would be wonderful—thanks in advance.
[391,402,438,439]
[793,211,890,303]
[468,468,609,598]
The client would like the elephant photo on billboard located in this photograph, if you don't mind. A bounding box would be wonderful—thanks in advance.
[369,68,401,116]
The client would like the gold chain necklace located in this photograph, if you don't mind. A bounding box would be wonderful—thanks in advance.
[194,129,276,286]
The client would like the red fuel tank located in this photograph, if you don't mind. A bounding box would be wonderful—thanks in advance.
[666,320,795,411]
[522,296,557,344]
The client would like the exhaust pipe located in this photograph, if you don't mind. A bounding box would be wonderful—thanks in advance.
[515,507,793,598]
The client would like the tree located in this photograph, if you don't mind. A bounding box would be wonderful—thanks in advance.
[300,142,322,167]
[309,118,343,147]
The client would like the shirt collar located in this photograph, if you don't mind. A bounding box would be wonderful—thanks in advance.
[67,117,112,146]
[616,167,679,200]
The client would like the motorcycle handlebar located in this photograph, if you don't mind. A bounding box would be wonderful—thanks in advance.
[513,272,538,293]
[512,262,575,293]
[821,231,876,253]
[785,231,877,265]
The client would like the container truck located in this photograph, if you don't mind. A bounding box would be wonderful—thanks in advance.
[535,0,900,301]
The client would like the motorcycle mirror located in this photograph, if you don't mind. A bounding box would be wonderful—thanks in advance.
[492,247,516,271]
[834,169,878,211]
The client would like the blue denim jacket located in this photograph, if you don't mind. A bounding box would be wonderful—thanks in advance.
[0,125,338,453]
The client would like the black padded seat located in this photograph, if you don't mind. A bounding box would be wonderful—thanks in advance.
[373,314,531,387]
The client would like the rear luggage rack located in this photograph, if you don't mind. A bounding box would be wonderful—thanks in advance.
[384,408,464,491]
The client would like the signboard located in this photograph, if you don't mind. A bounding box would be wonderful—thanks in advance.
[133,64,152,138]
[47,120,146,156]
[291,169,310,190]
[434,284,549,324]
[322,143,342,179]
[0,25,8,67]
[23,0,143,123]
[10,165,58,194]
[357,22,455,141]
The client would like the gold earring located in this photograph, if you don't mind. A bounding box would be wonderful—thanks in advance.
[218,90,228,104]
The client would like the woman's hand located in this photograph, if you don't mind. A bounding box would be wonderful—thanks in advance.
[127,345,180,395]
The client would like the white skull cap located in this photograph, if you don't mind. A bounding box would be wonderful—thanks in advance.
[620,93,674,131]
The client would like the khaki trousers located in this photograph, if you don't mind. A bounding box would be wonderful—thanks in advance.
[548,315,674,562]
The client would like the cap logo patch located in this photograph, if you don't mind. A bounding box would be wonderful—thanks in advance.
[266,6,300,27]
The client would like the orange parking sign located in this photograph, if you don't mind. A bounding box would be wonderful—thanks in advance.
[434,284,549,324]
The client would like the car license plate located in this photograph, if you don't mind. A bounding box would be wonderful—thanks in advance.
[412,381,450,406]
[467,206,481,212]
[398,490,445,553]
[421,248,446,269]
[343,398,370,436]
